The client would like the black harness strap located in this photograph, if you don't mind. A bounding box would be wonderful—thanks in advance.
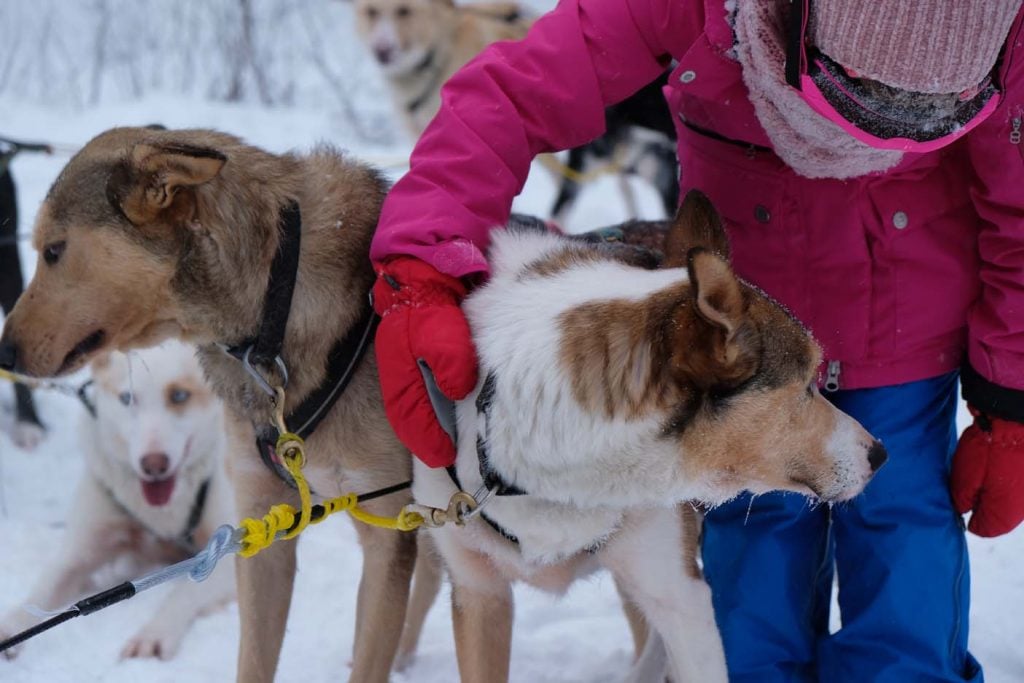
[405,51,444,115]
[255,303,379,490]
[99,476,211,554]
[76,379,98,419]
[227,201,380,490]
[180,478,210,550]
[228,201,302,366]
[288,304,379,438]
[445,464,520,545]
[475,372,526,497]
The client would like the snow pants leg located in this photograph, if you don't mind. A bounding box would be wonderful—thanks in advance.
[702,373,983,682]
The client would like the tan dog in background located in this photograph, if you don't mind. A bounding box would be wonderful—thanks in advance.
[349,0,532,135]
[0,341,234,661]
[0,128,433,683]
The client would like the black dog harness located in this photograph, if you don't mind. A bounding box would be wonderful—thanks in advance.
[100,477,210,554]
[225,202,379,489]
[435,371,527,544]
[405,50,444,117]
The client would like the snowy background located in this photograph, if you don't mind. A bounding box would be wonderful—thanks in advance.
[0,1,1022,681]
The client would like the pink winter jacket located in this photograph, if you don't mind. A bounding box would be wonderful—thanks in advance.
[370,0,1024,392]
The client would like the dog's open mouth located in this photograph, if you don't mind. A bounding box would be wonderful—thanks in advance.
[141,476,176,506]
[59,330,106,374]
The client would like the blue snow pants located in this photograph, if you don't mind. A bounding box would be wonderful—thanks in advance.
[702,372,983,682]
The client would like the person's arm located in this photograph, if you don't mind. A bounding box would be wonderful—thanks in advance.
[369,0,700,468]
[952,26,1024,536]
[370,0,700,277]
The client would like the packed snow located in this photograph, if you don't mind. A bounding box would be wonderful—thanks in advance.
[0,2,1022,681]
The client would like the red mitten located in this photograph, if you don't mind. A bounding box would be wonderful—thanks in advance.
[371,256,479,467]
[951,407,1024,537]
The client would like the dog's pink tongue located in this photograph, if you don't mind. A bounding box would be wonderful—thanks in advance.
[141,478,175,506]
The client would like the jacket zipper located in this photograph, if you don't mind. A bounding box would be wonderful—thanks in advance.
[823,360,841,392]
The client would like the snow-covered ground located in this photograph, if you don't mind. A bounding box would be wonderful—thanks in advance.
[0,94,1022,683]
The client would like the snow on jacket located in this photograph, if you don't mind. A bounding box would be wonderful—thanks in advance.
[370,0,1024,392]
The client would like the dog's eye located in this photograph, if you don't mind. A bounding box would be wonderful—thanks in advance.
[43,241,66,266]
[118,391,133,406]
[169,388,191,405]
[365,6,379,19]
[395,5,411,17]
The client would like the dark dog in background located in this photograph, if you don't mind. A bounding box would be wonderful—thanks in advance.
[0,136,51,448]
[549,70,678,225]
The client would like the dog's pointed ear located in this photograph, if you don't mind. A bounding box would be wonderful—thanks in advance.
[662,190,730,268]
[108,143,226,225]
[687,247,744,364]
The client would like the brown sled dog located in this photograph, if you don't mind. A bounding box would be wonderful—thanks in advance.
[0,127,438,682]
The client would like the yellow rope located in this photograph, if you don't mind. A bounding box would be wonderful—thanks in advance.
[278,434,311,541]
[236,432,424,558]
[537,153,625,184]
[0,368,39,388]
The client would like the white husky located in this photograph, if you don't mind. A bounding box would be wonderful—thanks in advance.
[0,340,235,660]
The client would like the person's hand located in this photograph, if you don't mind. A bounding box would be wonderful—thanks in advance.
[371,256,478,467]
[951,407,1024,537]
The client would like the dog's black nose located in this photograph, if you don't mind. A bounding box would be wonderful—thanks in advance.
[867,441,888,473]
[0,338,17,372]
[141,452,171,478]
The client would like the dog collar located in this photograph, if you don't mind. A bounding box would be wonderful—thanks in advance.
[226,201,302,372]
[474,372,527,497]
[225,201,380,489]
[254,303,379,491]
[98,476,211,554]
[405,50,444,115]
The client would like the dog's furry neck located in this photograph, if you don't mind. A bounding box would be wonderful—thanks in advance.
[174,143,388,418]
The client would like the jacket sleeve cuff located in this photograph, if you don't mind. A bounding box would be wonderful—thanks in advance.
[961,362,1024,423]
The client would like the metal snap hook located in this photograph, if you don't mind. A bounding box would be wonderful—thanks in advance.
[241,347,290,397]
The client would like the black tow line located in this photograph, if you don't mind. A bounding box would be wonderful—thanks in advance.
[0,479,411,656]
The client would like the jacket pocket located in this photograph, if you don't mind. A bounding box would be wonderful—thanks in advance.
[867,159,977,358]
[680,132,876,364]
[679,139,806,323]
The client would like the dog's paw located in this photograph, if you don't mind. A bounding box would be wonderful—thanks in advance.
[11,421,45,451]
[392,649,416,673]
[120,628,182,661]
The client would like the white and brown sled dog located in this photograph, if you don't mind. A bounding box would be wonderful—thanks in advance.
[0,128,435,682]
[0,340,234,661]
[412,193,888,682]
[349,0,532,135]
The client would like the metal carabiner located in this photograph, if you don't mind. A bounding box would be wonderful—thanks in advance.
[460,485,495,521]
[241,347,290,397]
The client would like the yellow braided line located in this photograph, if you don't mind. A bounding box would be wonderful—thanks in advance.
[278,434,312,541]
[538,153,624,184]
[0,368,38,388]
[238,505,296,558]
[236,434,424,558]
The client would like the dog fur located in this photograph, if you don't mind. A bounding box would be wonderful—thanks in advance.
[349,0,532,136]
[0,340,234,661]
[349,0,680,224]
[0,126,883,681]
[411,192,885,682]
[0,138,47,449]
[0,128,432,682]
